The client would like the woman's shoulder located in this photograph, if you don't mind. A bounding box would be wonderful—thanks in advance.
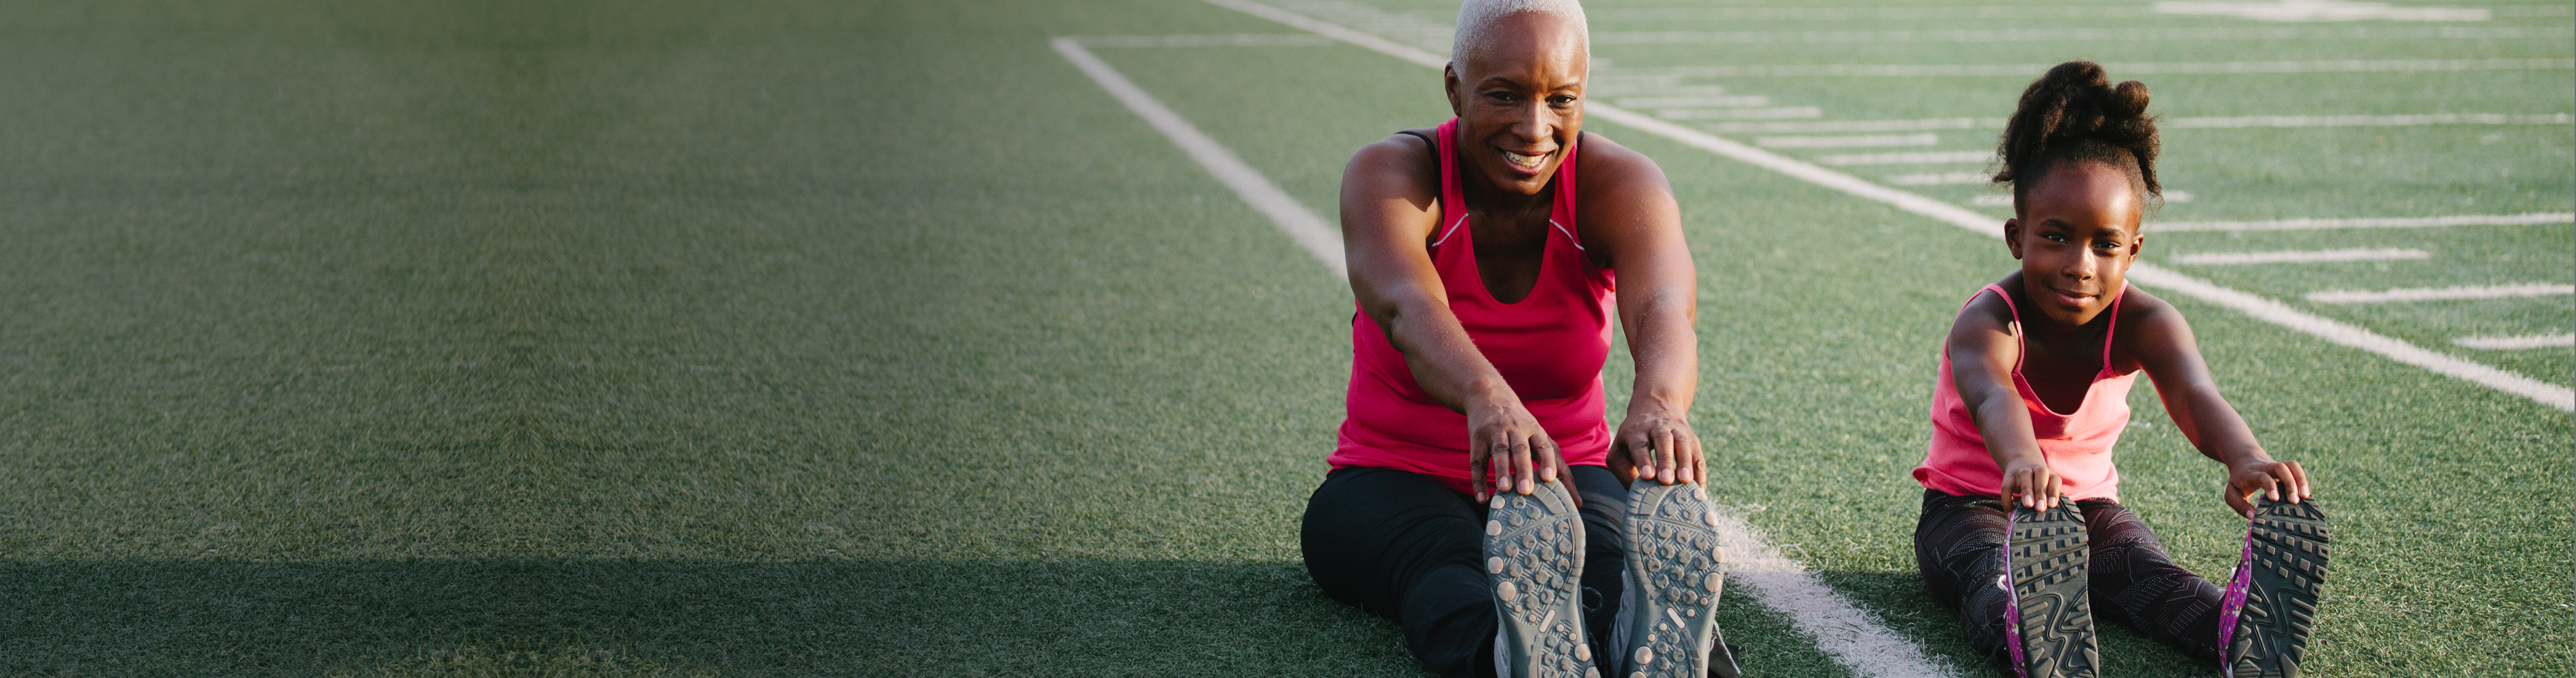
[1344,128,1442,197]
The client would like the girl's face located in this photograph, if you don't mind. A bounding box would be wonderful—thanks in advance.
[1443,12,1586,197]
[2004,161,2146,328]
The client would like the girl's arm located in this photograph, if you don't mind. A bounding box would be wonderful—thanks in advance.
[2119,291,2312,518]
[1342,133,1560,502]
[1946,281,2064,510]
[1575,135,1698,486]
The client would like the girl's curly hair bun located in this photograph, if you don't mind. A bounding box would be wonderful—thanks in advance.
[1992,60,2160,203]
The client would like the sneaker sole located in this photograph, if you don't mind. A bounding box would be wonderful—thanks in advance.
[1616,482,1739,678]
[2222,498,2329,678]
[1486,481,1599,678]
[2007,502,2099,678]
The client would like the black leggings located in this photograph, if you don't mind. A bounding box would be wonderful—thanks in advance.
[1913,489,2223,666]
[1302,466,1628,678]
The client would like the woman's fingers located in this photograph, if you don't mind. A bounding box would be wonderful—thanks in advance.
[1659,430,1679,484]
[2285,460,2311,499]
[1504,438,1525,497]
[1536,436,1561,484]
[1683,433,1706,485]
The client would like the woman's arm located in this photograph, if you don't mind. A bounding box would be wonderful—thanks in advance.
[1575,136,1700,485]
[1341,133,1561,502]
[1947,285,2063,510]
[2119,292,2311,518]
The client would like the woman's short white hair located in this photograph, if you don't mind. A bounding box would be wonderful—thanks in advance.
[1452,0,1588,66]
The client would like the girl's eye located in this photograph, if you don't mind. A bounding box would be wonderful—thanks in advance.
[2042,233,2068,243]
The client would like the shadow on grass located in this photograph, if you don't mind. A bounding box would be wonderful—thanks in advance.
[0,559,1425,677]
[1817,570,2221,678]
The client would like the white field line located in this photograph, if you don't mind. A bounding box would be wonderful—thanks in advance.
[1074,34,1337,47]
[2307,283,2576,304]
[1594,58,2576,78]
[2170,113,2573,128]
[2170,248,2430,265]
[1598,83,1728,97]
[1200,0,2576,413]
[1194,5,1971,677]
[1710,118,2000,134]
[1655,106,1823,120]
[1888,172,1992,186]
[1759,134,1940,148]
[1817,150,1995,165]
[1050,37,1347,279]
[1619,95,1771,108]
[1590,2,2563,20]
[1977,191,2194,206]
[2456,334,2576,351]
[1706,508,1961,678]
[1591,26,2566,44]
[2154,0,2490,22]
[1701,114,2567,134]
[2151,212,2575,231]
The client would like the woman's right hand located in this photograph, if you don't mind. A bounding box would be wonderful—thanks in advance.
[1467,386,1561,503]
[1998,457,2062,511]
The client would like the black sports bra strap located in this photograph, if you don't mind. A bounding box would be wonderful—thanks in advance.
[1396,129,1439,182]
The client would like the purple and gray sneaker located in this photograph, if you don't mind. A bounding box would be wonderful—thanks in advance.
[2219,496,2329,678]
[2005,502,2097,678]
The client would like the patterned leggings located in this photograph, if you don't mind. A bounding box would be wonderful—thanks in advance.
[1912,489,2223,666]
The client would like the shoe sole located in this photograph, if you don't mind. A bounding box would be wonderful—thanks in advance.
[2006,502,2099,678]
[1616,482,1739,678]
[1485,481,1599,678]
[2222,498,2329,678]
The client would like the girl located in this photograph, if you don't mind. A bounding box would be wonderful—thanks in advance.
[1910,61,2329,678]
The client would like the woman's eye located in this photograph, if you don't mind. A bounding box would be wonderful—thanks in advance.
[1548,95,1577,105]
[1485,92,1518,104]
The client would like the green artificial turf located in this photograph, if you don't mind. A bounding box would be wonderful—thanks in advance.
[0,0,2563,676]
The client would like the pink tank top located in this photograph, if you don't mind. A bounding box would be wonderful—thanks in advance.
[1329,119,1617,495]
[1915,283,2136,501]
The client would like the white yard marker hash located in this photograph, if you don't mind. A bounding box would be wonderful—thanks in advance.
[2308,283,2576,304]
[2169,248,2431,265]
[2455,334,2576,351]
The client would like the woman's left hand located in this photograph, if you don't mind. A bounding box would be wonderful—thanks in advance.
[1611,408,1702,485]
[2222,457,2310,519]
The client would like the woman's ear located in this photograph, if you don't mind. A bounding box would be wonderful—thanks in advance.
[1443,64,1464,117]
[2003,218,2026,260]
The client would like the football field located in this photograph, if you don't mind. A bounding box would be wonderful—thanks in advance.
[0,0,2564,676]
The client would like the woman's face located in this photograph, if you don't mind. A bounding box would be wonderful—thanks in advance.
[2005,161,2146,328]
[1444,12,1586,197]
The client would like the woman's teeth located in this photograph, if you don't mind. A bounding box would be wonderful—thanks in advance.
[1502,151,1547,168]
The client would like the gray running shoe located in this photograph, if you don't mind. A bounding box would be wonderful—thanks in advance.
[2221,496,2329,678]
[2005,502,2098,678]
[1485,480,1599,678]
[1611,481,1737,678]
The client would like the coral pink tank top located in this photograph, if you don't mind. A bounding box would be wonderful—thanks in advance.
[1329,119,1616,495]
[1915,283,2136,502]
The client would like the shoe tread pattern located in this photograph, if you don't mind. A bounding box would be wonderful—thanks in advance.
[1619,483,1737,678]
[1486,481,1599,678]
[2009,503,2099,678]
[2230,498,2329,678]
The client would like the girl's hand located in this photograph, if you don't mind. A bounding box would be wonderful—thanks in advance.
[1999,458,2062,511]
[2223,458,2310,519]
[1611,408,1702,485]
[1467,388,1560,502]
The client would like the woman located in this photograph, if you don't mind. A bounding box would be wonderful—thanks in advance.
[1297,2,1733,677]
